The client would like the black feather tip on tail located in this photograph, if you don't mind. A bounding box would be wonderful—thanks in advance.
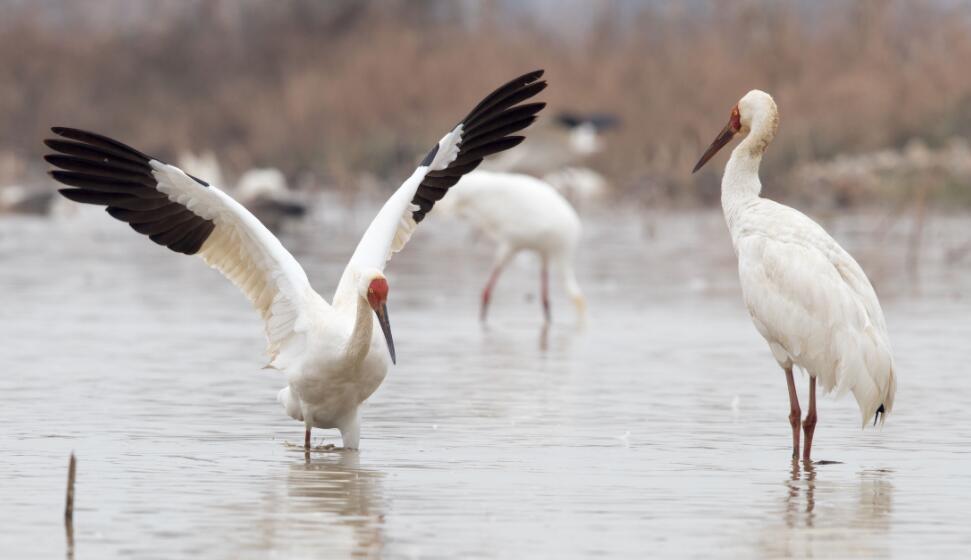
[873,404,886,426]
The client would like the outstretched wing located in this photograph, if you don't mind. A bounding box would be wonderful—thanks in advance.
[45,128,326,368]
[348,69,547,270]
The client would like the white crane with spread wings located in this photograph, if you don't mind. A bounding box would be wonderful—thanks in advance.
[46,70,547,450]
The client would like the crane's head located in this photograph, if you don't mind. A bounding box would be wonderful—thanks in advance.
[357,268,395,364]
[692,90,777,173]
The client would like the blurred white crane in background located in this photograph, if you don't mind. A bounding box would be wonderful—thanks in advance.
[553,111,620,157]
[693,90,896,461]
[178,152,307,233]
[483,110,619,176]
[234,167,307,232]
[438,169,585,324]
[0,184,53,215]
[542,166,610,208]
[46,70,547,450]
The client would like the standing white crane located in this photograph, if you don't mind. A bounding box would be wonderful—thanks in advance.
[45,70,547,450]
[439,170,585,324]
[692,90,896,461]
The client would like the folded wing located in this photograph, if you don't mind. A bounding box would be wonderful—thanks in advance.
[737,233,895,425]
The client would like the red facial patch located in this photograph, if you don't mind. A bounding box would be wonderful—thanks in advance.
[730,105,742,132]
[367,278,389,309]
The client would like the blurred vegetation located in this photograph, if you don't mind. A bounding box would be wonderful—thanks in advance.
[2,0,971,206]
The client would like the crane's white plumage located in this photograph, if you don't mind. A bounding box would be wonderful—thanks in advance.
[350,124,463,270]
[732,201,896,423]
[177,150,224,190]
[46,70,547,450]
[438,169,585,322]
[152,161,323,368]
[694,90,895,458]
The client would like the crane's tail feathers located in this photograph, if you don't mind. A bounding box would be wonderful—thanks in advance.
[873,404,886,427]
[277,387,303,421]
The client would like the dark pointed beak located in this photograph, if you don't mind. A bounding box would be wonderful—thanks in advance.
[375,303,396,364]
[692,121,737,173]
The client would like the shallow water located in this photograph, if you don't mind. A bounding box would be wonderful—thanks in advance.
[1,208,970,558]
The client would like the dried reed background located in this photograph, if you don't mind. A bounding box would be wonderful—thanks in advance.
[2,0,971,206]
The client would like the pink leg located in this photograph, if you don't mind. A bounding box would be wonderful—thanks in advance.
[480,248,513,323]
[785,367,801,459]
[480,268,502,323]
[802,377,817,462]
[540,257,551,323]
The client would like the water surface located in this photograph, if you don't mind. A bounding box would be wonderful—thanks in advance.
[1,208,969,558]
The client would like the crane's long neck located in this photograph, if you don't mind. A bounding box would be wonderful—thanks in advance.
[721,111,777,234]
[345,293,374,365]
[334,267,375,365]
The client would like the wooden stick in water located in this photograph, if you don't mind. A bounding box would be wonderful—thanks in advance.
[64,452,76,522]
[65,452,76,559]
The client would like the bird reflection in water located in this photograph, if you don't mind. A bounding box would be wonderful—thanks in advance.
[762,461,894,558]
[785,460,818,528]
[286,452,386,558]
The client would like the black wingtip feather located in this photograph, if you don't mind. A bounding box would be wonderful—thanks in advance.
[44,138,152,171]
[51,127,153,162]
[519,69,545,81]
[464,102,545,136]
[460,117,538,152]
[450,136,525,168]
[46,127,216,256]
[462,70,545,126]
[57,187,84,202]
[49,170,165,198]
[409,71,546,224]
[464,81,548,131]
